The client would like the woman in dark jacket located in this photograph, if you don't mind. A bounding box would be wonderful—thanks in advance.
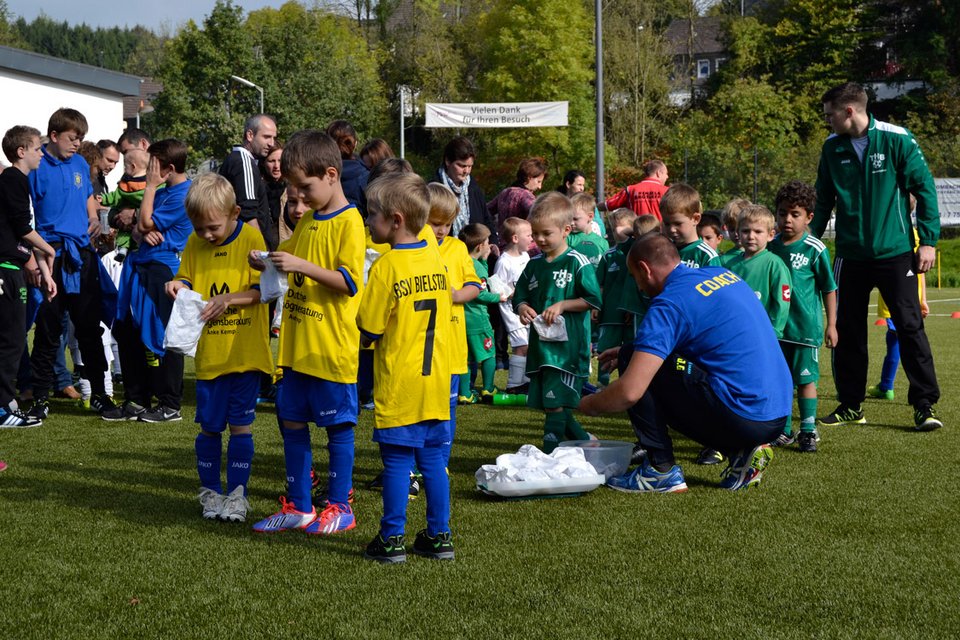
[326,120,369,215]
[432,136,496,246]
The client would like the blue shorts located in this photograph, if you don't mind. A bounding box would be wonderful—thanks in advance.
[195,372,260,432]
[373,419,450,448]
[277,369,358,427]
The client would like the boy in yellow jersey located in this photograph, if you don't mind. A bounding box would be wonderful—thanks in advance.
[359,173,454,563]
[165,173,272,522]
[250,130,365,536]
[425,182,480,467]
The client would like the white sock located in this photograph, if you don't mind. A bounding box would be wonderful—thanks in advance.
[508,354,528,389]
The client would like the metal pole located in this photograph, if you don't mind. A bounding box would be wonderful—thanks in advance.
[595,0,604,201]
[258,87,264,115]
[400,87,406,159]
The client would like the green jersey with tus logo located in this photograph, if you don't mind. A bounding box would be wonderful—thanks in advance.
[769,232,837,346]
[513,248,602,376]
[724,249,792,339]
[677,239,722,269]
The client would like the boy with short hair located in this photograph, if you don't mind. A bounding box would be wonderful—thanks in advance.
[27,108,117,420]
[458,223,504,403]
[514,192,602,453]
[0,125,57,427]
[769,181,837,452]
[426,183,481,426]
[107,139,193,423]
[719,198,750,266]
[494,217,532,393]
[606,208,637,245]
[166,173,272,521]
[661,183,721,269]
[359,173,454,563]
[568,193,609,265]
[251,129,364,536]
[724,205,792,339]
[697,212,723,251]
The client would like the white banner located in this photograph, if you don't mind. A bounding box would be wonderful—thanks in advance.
[936,178,960,227]
[425,102,568,128]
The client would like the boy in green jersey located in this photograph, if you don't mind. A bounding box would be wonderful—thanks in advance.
[661,183,721,269]
[568,193,608,266]
[458,223,504,403]
[769,181,837,452]
[514,192,602,453]
[724,205,792,339]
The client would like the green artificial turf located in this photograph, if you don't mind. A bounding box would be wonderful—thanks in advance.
[2,290,959,639]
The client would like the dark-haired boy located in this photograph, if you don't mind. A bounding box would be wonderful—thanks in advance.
[769,181,837,452]
[106,139,193,422]
[27,108,117,420]
[0,126,57,427]
[251,129,364,537]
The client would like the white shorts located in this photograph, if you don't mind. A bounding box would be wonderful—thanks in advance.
[508,327,529,348]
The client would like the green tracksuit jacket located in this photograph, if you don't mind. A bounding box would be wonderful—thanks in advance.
[812,114,939,260]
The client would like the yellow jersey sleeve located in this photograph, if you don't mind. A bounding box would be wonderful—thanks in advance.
[176,223,272,380]
[437,237,477,375]
[358,241,452,429]
[277,205,364,382]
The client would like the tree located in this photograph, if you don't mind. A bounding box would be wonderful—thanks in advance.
[472,0,595,188]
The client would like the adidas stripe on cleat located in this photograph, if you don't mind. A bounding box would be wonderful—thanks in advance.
[0,407,42,428]
[252,497,317,533]
[304,502,355,535]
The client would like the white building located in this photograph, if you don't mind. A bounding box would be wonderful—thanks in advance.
[0,45,142,146]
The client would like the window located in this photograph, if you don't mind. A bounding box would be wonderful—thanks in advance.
[715,57,727,70]
[697,59,710,78]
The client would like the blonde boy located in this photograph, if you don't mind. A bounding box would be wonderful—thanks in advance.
[166,173,272,522]
[425,182,480,462]
[494,216,532,393]
[568,192,609,265]
[661,183,721,269]
[724,204,792,339]
[719,197,751,266]
[514,192,602,452]
[359,173,454,563]
[606,208,637,244]
[251,129,364,536]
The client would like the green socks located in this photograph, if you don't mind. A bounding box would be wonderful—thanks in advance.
[564,408,590,441]
[798,397,817,433]
[543,411,566,453]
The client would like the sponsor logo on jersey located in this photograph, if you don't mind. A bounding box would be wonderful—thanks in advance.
[782,285,791,302]
[210,282,230,297]
[214,251,227,258]
[528,274,538,290]
[790,252,810,269]
[552,269,573,288]
[483,337,493,351]
[293,272,306,288]
[545,390,555,399]
[800,368,811,376]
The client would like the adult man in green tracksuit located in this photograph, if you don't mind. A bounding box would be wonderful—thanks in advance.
[812,82,941,431]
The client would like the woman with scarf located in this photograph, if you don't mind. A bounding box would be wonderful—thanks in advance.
[432,136,497,250]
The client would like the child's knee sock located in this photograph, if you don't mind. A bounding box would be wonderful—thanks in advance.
[507,354,527,389]
[326,424,355,507]
[282,427,313,513]
[798,397,818,433]
[195,432,223,493]
[458,372,473,398]
[226,432,254,494]
[481,357,496,393]
[880,330,900,391]
[564,408,590,440]
[415,443,450,535]
[543,411,566,453]
[379,443,414,537]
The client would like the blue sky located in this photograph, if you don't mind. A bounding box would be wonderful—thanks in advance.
[6,1,300,32]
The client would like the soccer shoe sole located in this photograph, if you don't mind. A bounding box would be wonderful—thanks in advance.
[363,551,406,564]
[606,480,688,494]
[412,547,455,561]
[817,415,865,427]
[914,419,943,432]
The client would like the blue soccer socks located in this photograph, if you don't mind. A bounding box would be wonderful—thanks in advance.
[226,433,254,495]
[281,426,313,512]
[325,424,355,507]
[195,432,223,493]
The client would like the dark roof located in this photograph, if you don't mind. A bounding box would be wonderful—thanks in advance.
[123,78,163,119]
[663,16,727,57]
[0,44,142,96]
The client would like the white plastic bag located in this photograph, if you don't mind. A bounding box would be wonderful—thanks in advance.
[258,251,288,303]
[532,314,568,342]
[163,289,207,357]
[486,273,513,298]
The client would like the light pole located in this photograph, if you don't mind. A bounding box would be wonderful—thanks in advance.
[230,74,264,114]
[595,0,604,201]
